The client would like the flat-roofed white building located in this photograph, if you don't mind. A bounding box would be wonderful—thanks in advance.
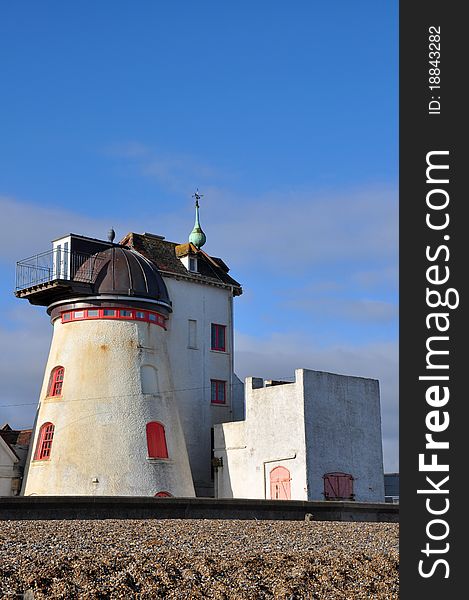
[214,369,385,502]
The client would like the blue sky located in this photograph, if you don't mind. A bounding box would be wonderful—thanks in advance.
[0,2,398,469]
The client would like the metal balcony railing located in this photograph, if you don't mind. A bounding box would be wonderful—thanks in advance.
[15,249,101,292]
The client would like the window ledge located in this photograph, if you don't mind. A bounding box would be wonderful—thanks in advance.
[146,458,172,464]
[210,403,230,407]
[210,349,228,354]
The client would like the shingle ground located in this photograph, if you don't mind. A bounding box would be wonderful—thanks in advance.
[0,519,399,599]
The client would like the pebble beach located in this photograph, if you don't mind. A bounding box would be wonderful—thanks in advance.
[0,519,399,599]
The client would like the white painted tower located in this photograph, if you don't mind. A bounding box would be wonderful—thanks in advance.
[19,237,195,497]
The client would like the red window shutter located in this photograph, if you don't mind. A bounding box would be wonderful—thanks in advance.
[146,422,168,459]
[48,367,65,397]
[323,472,354,500]
[35,422,55,460]
[338,474,354,499]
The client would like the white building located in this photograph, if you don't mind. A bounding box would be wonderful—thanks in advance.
[214,369,385,502]
[17,201,243,497]
[118,231,244,496]
[0,436,20,497]
[16,199,385,501]
[0,425,32,496]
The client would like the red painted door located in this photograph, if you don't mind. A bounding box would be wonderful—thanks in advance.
[270,466,291,500]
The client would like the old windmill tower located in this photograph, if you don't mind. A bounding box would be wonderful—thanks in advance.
[16,193,243,497]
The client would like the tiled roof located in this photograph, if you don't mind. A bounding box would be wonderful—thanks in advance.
[0,425,32,447]
[120,233,242,295]
[16,430,33,446]
[0,425,32,461]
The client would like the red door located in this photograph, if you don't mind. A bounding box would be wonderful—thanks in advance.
[270,466,291,500]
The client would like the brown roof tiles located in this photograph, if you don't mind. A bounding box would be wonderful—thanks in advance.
[120,232,242,295]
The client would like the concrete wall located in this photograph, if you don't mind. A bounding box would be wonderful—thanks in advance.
[0,496,399,522]
[214,377,308,500]
[301,370,385,502]
[23,317,195,498]
[214,369,385,503]
[163,277,242,496]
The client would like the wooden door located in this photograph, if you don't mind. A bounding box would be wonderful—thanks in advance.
[270,466,291,500]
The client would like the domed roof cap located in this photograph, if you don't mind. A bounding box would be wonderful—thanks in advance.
[188,191,206,249]
[78,246,171,307]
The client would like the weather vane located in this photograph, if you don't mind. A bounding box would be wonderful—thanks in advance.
[192,188,204,205]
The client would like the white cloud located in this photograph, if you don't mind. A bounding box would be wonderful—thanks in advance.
[104,143,232,196]
[1,196,107,264]
[352,266,399,290]
[282,296,397,323]
[0,195,146,265]
[102,142,398,276]
[156,184,398,275]
[0,306,51,429]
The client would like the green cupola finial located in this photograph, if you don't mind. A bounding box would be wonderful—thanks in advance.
[189,189,207,249]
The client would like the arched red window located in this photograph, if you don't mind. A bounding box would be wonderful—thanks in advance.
[323,472,354,500]
[155,491,172,497]
[34,422,55,460]
[146,422,168,459]
[48,366,64,397]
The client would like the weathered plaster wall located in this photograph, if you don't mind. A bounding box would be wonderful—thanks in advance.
[214,377,308,500]
[23,318,194,497]
[163,277,243,496]
[215,369,385,502]
[302,370,385,502]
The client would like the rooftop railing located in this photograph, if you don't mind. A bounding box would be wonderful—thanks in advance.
[15,249,101,292]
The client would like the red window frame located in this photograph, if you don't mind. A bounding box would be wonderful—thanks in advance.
[211,379,226,404]
[34,422,55,460]
[211,323,226,351]
[61,307,167,329]
[146,422,169,459]
[48,366,64,397]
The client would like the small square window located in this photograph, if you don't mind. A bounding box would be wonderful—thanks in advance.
[87,309,99,317]
[103,309,116,316]
[120,310,132,317]
[148,313,157,321]
[62,313,71,321]
[136,311,145,319]
[74,311,84,319]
